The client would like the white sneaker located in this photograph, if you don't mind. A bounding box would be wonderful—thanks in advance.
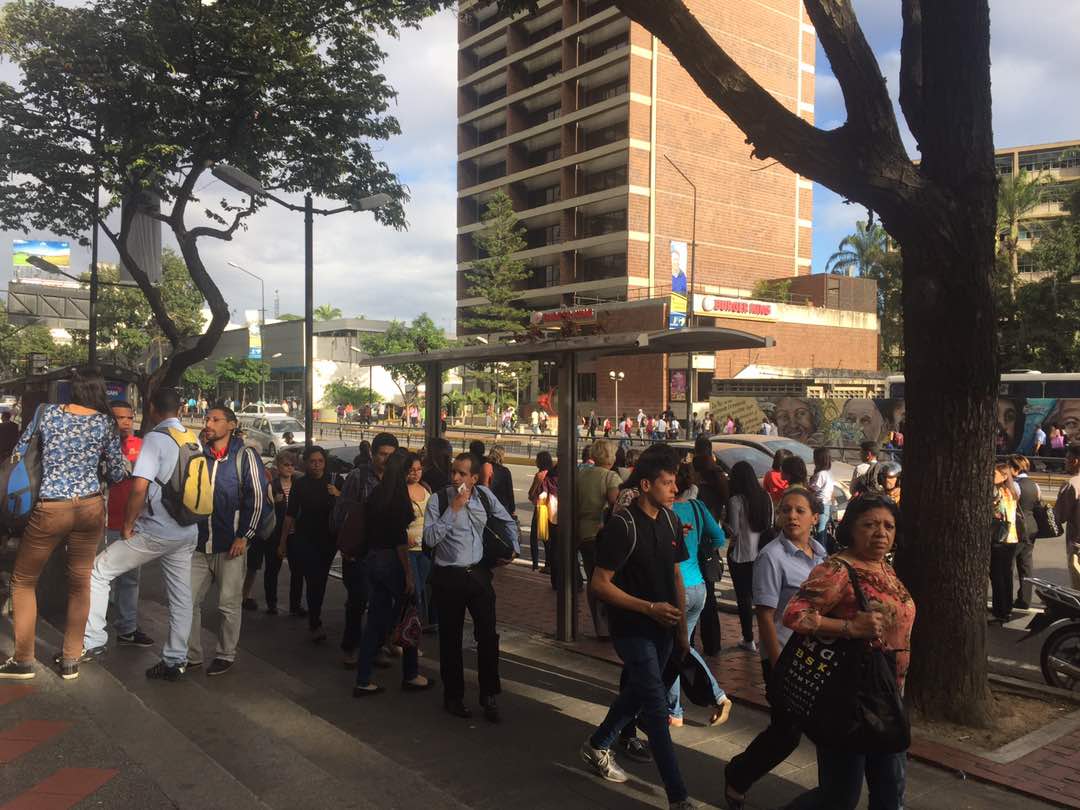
[669,799,700,809]
[737,639,758,653]
[581,741,628,783]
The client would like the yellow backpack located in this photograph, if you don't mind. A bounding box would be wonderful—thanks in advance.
[153,426,213,525]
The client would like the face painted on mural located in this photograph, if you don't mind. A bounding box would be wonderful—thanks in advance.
[773,396,816,443]
[1051,400,1080,438]
[841,398,885,445]
[996,397,1022,451]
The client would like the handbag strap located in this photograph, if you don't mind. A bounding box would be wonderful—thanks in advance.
[837,559,871,612]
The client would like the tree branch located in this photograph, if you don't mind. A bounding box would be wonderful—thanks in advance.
[899,0,925,145]
[189,198,257,240]
[802,0,902,143]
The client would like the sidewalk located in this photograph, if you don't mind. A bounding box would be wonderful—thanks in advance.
[0,559,1066,810]
[495,563,1080,809]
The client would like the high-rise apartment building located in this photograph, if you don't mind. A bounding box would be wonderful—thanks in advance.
[456,0,817,327]
[456,0,879,416]
[995,140,1080,278]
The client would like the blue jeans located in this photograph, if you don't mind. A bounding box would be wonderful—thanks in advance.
[408,551,432,627]
[815,504,831,544]
[590,632,688,803]
[786,746,906,810]
[356,548,418,686]
[105,529,140,635]
[668,581,725,719]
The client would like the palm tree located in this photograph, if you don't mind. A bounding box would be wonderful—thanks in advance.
[313,304,343,321]
[825,220,888,276]
[996,170,1046,287]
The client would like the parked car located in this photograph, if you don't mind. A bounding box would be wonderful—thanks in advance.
[239,414,305,456]
[238,402,288,417]
[719,434,855,486]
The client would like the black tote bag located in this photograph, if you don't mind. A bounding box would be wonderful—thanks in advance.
[767,561,910,754]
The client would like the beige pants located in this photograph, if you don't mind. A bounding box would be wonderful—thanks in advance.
[188,550,246,664]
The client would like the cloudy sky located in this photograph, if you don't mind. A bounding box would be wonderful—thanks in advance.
[2,2,1078,331]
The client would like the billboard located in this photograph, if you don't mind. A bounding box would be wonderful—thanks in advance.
[668,240,688,330]
[246,309,262,360]
[13,240,70,268]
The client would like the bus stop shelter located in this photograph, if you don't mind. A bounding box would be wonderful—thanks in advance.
[371,326,774,642]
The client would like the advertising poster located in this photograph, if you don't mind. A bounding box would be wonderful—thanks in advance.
[13,239,70,268]
[245,309,263,360]
[669,369,687,403]
[668,240,688,330]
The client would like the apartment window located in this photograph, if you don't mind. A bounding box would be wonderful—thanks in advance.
[585,79,628,105]
[528,145,561,166]
[994,154,1014,176]
[529,103,562,126]
[584,33,629,62]
[529,21,561,45]
[583,122,628,150]
[476,49,506,70]
[478,125,506,145]
[583,165,627,193]
[583,209,626,237]
[1018,252,1036,273]
[1019,147,1080,172]
[529,264,559,289]
[477,86,507,108]
[478,162,506,183]
[527,224,561,248]
[528,64,561,86]
[577,372,597,402]
[528,184,562,207]
[582,253,626,281]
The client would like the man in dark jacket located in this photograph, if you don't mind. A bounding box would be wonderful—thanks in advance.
[188,406,267,676]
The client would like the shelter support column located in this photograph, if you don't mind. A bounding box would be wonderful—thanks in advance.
[425,361,443,445]
[556,350,577,642]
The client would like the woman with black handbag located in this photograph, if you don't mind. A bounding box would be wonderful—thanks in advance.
[780,495,916,810]
[989,461,1020,623]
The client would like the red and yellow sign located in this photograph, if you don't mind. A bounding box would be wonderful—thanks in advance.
[693,294,776,322]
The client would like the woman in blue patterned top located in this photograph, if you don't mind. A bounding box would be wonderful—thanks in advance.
[1,369,127,681]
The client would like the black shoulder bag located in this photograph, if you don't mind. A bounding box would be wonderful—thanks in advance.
[768,561,910,754]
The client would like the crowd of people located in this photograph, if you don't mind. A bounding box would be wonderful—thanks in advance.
[5,368,1080,810]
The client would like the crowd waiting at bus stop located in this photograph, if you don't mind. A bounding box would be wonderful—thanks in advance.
[2,367,1080,810]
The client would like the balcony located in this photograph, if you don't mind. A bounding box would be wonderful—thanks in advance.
[527,64,561,87]
[528,264,560,289]
[476,48,507,70]
[478,125,506,145]
[582,121,628,151]
[527,145,561,167]
[584,33,629,62]
[478,162,507,183]
[526,224,562,249]
[583,0,617,18]
[477,86,507,108]
[527,184,562,208]
[585,79,628,106]
[526,103,562,128]
[582,209,627,238]
[582,253,626,282]
[583,165,628,194]
[528,20,561,45]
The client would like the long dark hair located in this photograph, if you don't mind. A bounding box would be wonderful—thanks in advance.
[729,460,772,533]
[368,453,414,531]
[68,367,118,430]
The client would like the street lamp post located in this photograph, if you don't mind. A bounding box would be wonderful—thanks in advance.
[212,163,390,450]
[608,370,624,427]
[665,155,697,430]
[226,261,266,330]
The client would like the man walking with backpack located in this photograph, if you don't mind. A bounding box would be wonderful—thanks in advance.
[83,388,205,681]
[580,446,696,810]
[188,405,268,676]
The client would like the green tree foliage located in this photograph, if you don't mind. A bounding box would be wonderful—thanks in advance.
[360,314,448,409]
[463,191,529,334]
[825,220,888,276]
[278,313,303,321]
[323,379,382,408]
[0,307,81,377]
[750,278,793,301]
[182,365,217,398]
[0,0,447,406]
[996,171,1047,281]
[314,305,343,321]
[863,251,905,371]
[215,356,270,403]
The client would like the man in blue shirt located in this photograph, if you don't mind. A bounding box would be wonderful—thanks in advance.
[424,452,518,722]
[83,388,200,681]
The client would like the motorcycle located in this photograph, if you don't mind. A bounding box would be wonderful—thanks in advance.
[1021,577,1080,691]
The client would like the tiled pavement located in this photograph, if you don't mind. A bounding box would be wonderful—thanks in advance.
[494,563,1080,809]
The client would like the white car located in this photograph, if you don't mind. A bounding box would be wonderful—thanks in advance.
[238,402,288,417]
[240,414,305,456]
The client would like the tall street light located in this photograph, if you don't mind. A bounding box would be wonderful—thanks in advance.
[211,163,391,449]
[665,154,697,429]
[608,370,624,425]
[226,261,266,329]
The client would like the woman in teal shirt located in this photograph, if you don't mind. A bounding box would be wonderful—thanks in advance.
[669,463,733,727]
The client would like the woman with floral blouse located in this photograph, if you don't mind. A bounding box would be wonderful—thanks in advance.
[781,494,916,810]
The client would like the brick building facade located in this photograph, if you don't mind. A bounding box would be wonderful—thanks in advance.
[456,0,878,418]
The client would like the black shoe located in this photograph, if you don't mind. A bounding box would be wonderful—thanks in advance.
[265,605,279,615]
[480,695,501,724]
[1014,599,1030,610]
[206,658,234,677]
[54,646,107,665]
[242,598,258,611]
[309,624,327,643]
[444,698,472,719]
[58,660,79,680]
[117,629,155,647]
[0,657,35,680]
[290,606,308,618]
[616,735,652,763]
[146,661,185,681]
[185,660,204,671]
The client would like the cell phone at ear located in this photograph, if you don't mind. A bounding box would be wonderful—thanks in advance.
[458,483,468,495]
